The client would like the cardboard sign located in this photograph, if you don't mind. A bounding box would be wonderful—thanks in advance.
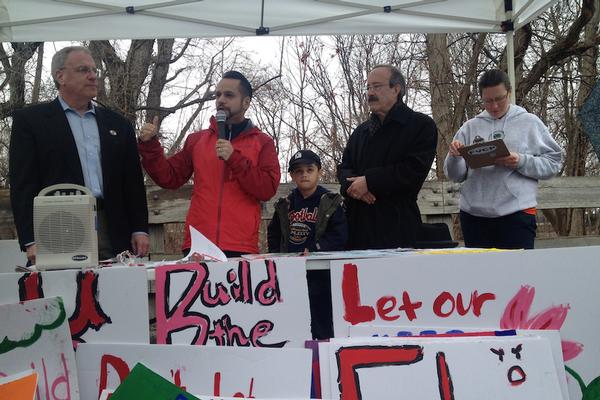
[458,138,510,168]
[99,389,113,400]
[321,336,563,400]
[154,258,311,347]
[192,397,312,400]
[76,343,312,400]
[0,297,80,399]
[110,363,199,400]
[330,247,600,400]
[0,370,38,400]
[346,327,569,400]
[0,266,149,345]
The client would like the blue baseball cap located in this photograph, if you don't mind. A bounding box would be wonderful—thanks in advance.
[288,150,322,172]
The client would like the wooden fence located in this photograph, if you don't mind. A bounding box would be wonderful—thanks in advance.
[2,176,600,257]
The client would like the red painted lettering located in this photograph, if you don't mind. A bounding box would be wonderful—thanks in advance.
[376,296,399,321]
[336,346,455,400]
[471,291,496,317]
[207,315,285,347]
[251,320,286,347]
[213,372,221,396]
[50,353,72,400]
[201,281,231,307]
[435,351,454,400]
[156,265,211,345]
[228,261,253,304]
[342,263,375,325]
[433,291,496,318]
[433,292,455,317]
[336,345,424,400]
[232,377,255,398]
[254,260,281,306]
[213,371,255,398]
[398,291,422,321]
[170,369,186,391]
[18,272,44,300]
[98,354,130,399]
[69,271,112,343]
[157,262,284,346]
[436,352,455,400]
[18,354,74,400]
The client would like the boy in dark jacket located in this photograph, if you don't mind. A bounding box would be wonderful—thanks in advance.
[267,149,347,339]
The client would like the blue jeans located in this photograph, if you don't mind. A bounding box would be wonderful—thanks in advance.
[460,210,537,249]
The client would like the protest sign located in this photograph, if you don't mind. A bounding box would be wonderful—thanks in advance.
[0,266,149,345]
[330,246,600,400]
[322,335,563,400]
[0,297,79,400]
[192,397,311,400]
[0,370,38,400]
[110,363,199,400]
[346,327,569,400]
[76,342,312,400]
[154,258,311,347]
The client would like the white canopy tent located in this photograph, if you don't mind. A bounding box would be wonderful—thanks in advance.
[0,0,557,40]
[0,0,559,100]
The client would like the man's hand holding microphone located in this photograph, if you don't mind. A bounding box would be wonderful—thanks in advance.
[215,110,233,161]
[139,112,233,161]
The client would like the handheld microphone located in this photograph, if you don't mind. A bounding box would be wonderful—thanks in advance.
[216,110,228,140]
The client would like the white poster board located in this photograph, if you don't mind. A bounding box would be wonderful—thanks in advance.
[154,258,311,347]
[322,336,563,400]
[194,397,312,400]
[346,326,569,400]
[76,343,312,400]
[0,297,80,399]
[329,247,600,400]
[0,266,149,344]
[101,390,314,400]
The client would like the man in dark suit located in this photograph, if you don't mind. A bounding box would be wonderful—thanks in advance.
[9,46,149,264]
[337,65,438,250]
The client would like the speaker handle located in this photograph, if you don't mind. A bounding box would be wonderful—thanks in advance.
[38,183,92,197]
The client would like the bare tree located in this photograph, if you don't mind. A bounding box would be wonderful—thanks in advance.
[0,42,42,119]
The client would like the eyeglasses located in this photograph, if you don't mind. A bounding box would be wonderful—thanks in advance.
[481,93,509,105]
[365,83,392,92]
[60,66,100,77]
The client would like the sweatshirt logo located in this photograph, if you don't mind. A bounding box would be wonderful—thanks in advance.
[289,206,318,246]
[289,207,318,223]
[490,130,505,140]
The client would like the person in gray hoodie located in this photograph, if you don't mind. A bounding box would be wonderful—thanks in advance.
[444,69,562,249]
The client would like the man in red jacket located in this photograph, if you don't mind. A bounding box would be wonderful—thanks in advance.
[138,71,280,257]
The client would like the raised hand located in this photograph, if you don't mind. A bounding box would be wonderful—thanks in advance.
[138,115,159,143]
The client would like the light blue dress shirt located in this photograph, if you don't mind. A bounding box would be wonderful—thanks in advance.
[58,96,103,198]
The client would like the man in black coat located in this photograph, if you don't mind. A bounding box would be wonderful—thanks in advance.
[337,65,438,250]
[9,46,149,264]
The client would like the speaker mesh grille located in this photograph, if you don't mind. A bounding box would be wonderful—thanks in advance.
[35,205,91,254]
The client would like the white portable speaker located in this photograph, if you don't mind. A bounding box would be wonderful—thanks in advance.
[34,183,98,270]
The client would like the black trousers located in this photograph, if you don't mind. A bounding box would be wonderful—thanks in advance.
[97,208,114,260]
[460,210,537,250]
[307,269,334,340]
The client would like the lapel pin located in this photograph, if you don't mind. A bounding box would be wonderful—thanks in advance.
[109,129,117,136]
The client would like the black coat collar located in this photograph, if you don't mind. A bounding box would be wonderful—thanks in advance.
[369,101,411,128]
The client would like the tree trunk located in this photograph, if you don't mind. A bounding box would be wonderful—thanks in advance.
[426,33,455,178]
[426,33,485,178]
[31,44,44,104]
[90,40,155,123]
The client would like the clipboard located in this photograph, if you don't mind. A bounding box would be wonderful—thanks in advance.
[458,139,510,168]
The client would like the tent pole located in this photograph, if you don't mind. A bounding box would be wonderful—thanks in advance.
[507,30,516,104]
[503,0,516,104]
